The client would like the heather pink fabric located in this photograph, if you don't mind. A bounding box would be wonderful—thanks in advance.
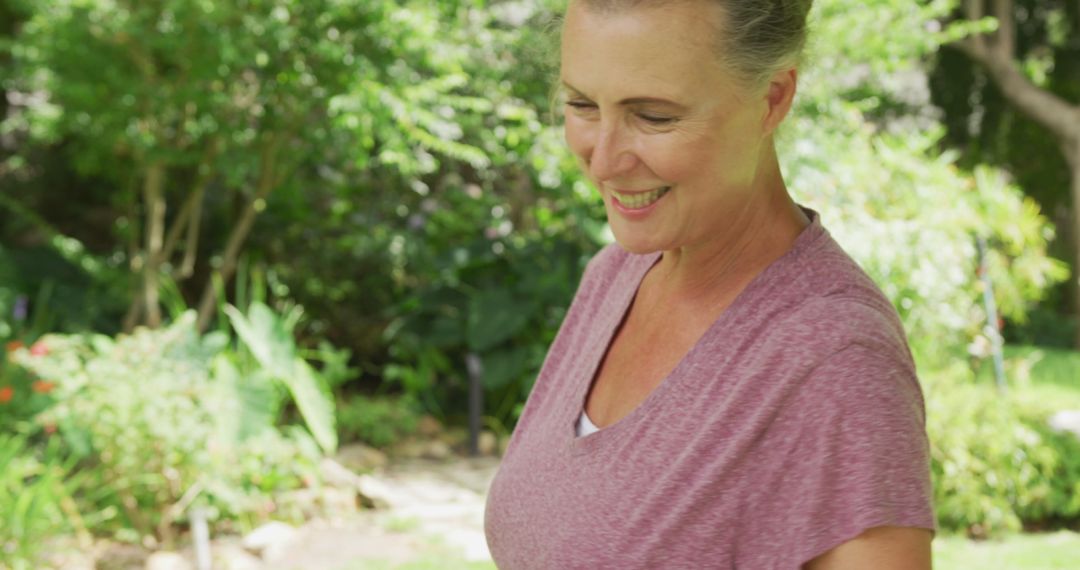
[483,208,936,569]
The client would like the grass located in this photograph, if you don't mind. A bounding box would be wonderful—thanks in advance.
[934,531,1080,570]
[973,344,1080,408]
[340,532,1080,570]
[946,344,1080,568]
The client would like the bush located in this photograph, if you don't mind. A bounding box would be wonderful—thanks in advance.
[0,339,57,434]
[9,312,324,546]
[0,433,77,570]
[926,364,1080,537]
[337,395,421,448]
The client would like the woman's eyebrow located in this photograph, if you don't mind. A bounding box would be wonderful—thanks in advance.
[560,81,688,111]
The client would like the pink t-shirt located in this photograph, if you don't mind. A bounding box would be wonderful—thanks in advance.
[484,209,935,569]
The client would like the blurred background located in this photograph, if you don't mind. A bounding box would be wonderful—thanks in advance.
[1,0,1079,568]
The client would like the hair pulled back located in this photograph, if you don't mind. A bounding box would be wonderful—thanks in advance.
[576,0,814,89]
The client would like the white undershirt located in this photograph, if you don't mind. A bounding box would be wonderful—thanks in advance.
[575,408,601,437]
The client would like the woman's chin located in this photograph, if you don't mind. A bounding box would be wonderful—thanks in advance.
[609,230,665,255]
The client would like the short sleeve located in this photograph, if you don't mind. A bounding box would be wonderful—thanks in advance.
[780,342,936,567]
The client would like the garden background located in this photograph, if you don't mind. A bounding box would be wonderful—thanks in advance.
[2,0,1080,568]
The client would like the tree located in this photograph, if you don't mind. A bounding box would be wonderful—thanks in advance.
[7,0,501,332]
[947,0,1080,347]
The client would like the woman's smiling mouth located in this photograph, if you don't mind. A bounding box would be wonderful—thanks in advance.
[610,186,672,209]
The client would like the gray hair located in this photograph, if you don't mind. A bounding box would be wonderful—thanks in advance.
[574,0,814,90]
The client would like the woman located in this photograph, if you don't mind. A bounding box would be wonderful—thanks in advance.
[484,0,935,568]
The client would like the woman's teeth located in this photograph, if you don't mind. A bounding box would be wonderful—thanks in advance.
[612,186,671,209]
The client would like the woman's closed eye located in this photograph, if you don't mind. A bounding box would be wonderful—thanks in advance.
[566,101,677,127]
[566,100,597,112]
[636,113,676,125]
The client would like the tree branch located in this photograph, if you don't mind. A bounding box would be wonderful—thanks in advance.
[992,0,1015,60]
[157,137,220,277]
[141,161,166,328]
[963,0,988,54]
[953,41,1080,144]
[179,184,205,278]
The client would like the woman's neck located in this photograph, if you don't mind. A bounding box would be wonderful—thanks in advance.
[647,178,808,313]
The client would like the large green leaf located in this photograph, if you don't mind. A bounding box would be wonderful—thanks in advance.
[210,355,277,445]
[466,289,531,352]
[224,303,295,372]
[281,359,338,454]
[225,302,337,453]
[481,346,531,390]
[427,314,465,348]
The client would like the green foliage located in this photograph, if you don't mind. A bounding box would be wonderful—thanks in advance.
[0,434,75,570]
[783,0,1067,367]
[0,238,126,341]
[0,340,56,434]
[384,237,590,427]
[226,302,338,453]
[9,313,322,543]
[926,363,1080,537]
[927,0,1080,347]
[974,345,1080,403]
[337,395,420,449]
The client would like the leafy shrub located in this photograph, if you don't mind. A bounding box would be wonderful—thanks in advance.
[0,339,57,434]
[9,312,325,545]
[0,434,76,570]
[926,364,1080,537]
[225,302,338,454]
[337,395,421,448]
[383,237,592,429]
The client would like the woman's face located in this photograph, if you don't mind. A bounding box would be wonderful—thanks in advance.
[560,1,774,254]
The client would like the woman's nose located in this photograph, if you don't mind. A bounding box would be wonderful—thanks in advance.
[586,121,638,182]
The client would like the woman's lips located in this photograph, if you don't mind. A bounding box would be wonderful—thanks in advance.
[610,186,671,209]
[607,185,672,218]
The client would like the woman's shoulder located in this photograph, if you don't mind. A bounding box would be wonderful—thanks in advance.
[773,233,912,361]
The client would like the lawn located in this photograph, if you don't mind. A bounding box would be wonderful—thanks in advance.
[944,344,1080,568]
[934,530,1080,570]
[974,344,1080,408]
[343,532,1080,570]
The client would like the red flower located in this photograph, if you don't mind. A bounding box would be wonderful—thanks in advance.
[32,380,56,394]
[0,386,13,403]
[44,423,57,435]
[29,341,48,357]
[4,340,24,353]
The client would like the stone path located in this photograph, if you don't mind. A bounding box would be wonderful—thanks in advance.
[241,455,500,569]
[43,455,502,570]
[374,456,499,562]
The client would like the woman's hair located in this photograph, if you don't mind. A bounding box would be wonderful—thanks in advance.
[576,0,814,89]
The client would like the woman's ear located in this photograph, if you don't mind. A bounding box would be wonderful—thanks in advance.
[761,68,798,137]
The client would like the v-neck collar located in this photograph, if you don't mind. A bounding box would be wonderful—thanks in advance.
[565,207,825,456]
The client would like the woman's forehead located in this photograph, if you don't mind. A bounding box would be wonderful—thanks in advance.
[560,1,732,102]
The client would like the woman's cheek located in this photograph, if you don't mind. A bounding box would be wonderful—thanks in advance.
[563,115,594,165]
[640,138,696,184]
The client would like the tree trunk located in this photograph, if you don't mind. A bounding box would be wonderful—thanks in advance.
[122,173,143,333]
[195,133,285,332]
[955,0,1080,347]
[1071,144,1080,348]
[158,137,219,278]
[141,162,166,328]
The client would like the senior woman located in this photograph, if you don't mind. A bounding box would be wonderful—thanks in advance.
[484,0,935,568]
